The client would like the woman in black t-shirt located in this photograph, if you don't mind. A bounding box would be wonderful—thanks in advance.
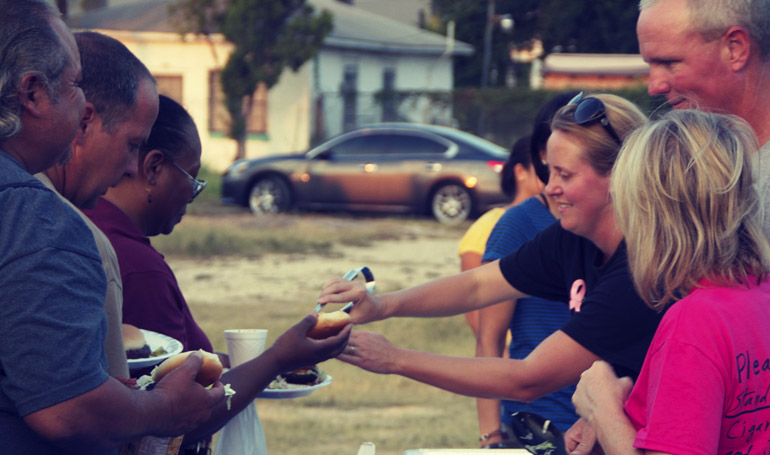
[317,93,659,438]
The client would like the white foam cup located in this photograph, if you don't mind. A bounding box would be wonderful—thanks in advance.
[224,329,268,367]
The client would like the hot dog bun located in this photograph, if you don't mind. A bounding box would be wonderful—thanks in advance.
[151,350,223,386]
[308,310,351,339]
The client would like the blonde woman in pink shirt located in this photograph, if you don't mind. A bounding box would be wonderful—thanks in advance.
[570,110,770,455]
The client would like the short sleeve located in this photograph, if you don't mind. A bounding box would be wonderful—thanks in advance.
[498,222,570,302]
[458,208,504,256]
[0,186,109,416]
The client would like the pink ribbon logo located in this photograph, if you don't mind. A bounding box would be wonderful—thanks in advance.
[569,279,586,312]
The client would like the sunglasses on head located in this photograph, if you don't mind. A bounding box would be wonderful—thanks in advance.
[568,91,622,145]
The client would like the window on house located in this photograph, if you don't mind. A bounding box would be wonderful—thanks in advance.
[341,64,358,132]
[208,70,268,134]
[154,75,183,104]
[382,67,397,122]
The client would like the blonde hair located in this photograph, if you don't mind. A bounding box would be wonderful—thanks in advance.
[611,110,770,311]
[551,93,648,176]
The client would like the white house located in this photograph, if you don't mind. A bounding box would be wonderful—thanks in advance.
[68,0,472,172]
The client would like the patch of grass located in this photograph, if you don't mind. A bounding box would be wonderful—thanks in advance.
[154,205,465,259]
[153,216,336,258]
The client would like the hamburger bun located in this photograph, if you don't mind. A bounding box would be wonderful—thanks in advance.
[307,310,351,339]
[122,324,146,350]
[122,324,151,359]
[151,350,223,386]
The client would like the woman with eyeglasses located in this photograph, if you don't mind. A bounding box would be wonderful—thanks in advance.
[317,94,662,439]
[85,94,213,354]
[571,110,770,455]
[84,95,350,450]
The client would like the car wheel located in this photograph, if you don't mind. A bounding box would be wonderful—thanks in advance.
[248,176,291,214]
[431,183,472,224]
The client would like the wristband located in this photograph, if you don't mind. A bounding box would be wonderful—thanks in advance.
[479,429,503,442]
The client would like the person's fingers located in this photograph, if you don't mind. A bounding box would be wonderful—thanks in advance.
[311,324,352,358]
[176,349,204,376]
[568,441,593,455]
[618,376,634,398]
[206,381,226,400]
[320,277,346,292]
[317,281,364,304]
[298,312,319,333]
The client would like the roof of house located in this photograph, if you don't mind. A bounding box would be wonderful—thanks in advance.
[67,0,473,57]
[543,53,649,76]
[350,0,431,27]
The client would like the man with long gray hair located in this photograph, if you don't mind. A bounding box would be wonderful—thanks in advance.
[0,2,223,453]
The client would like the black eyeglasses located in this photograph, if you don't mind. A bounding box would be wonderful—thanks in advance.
[168,159,207,202]
[568,91,622,145]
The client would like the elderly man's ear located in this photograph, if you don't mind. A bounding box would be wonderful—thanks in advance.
[18,74,47,118]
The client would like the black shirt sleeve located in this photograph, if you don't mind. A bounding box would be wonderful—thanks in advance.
[498,222,571,302]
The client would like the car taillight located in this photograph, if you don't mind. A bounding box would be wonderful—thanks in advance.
[487,161,504,173]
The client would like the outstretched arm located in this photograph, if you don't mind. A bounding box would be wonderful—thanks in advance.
[338,329,599,403]
[318,260,524,324]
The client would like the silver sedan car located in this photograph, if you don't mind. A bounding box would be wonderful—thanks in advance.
[221,123,510,224]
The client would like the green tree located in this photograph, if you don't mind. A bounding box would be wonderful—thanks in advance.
[430,0,640,87]
[169,0,332,160]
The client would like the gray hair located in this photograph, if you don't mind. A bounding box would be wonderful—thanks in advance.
[640,0,770,60]
[0,0,68,142]
[74,32,155,134]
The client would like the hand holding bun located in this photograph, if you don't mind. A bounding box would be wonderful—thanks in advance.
[152,350,223,386]
[308,311,351,339]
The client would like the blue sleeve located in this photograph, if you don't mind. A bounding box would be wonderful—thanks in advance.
[483,205,539,262]
[0,186,109,416]
[483,198,557,262]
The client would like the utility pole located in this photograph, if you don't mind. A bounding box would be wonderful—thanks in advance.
[481,0,495,88]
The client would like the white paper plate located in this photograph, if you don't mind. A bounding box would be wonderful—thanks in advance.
[127,330,183,370]
[257,375,333,399]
